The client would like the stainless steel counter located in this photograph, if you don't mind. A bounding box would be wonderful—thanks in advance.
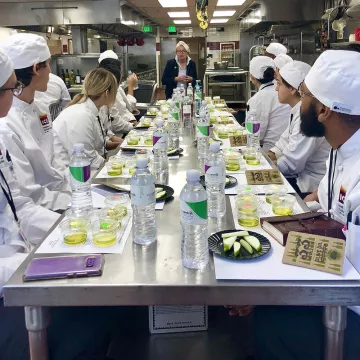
[3,129,359,360]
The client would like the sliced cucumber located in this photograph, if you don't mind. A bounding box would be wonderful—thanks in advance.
[226,178,231,185]
[240,239,254,255]
[155,187,164,193]
[223,236,237,252]
[221,231,249,239]
[244,235,262,252]
[234,242,241,257]
[167,149,177,155]
[156,190,166,200]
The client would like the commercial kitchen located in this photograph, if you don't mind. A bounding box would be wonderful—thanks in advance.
[1,1,360,360]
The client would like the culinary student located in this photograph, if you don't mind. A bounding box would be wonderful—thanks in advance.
[35,72,71,109]
[98,57,138,137]
[274,53,293,79]
[264,42,288,59]
[227,48,360,360]
[53,68,118,171]
[99,50,139,114]
[247,56,291,151]
[268,60,330,197]
[0,33,71,211]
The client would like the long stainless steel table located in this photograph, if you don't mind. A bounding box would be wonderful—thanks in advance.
[4,131,360,360]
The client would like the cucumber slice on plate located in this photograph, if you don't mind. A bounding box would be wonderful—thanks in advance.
[240,239,254,255]
[244,235,262,252]
[155,188,164,193]
[167,149,177,155]
[221,231,249,239]
[223,236,237,252]
[234,242,241,257]
[156,190,166,200]
[226,177,231,185]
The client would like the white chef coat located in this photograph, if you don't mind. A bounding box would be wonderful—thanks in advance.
[0,139,59,297]
[0,96,71,211]
[35,73,71,108]
[246,82,291,152]
[270,101,331,193]
[118,86,137,113]
[53,98,106,171]
[318,128,360,317]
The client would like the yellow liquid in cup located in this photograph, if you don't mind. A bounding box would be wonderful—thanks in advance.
[219,133,229,139]
[127,139,139,145]
[273,207,293,216]
[129,167,136,176]
[266,194,273,204]
[144,139,153,146]
[238,217,260,228]
[226,159,240,171]
[107,207,127,220]
[64,232,87,245]
[93,233,117,247]
[246,159,261,166]
[107,168,122,176]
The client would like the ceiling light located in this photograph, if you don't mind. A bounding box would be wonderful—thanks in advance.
[213,10,236,16]
[94,34,101,38]
[158,0,187,7]
[217,0,245,6]
[210,18,229,23]
[168,11,190,17]
[173,19,191,24]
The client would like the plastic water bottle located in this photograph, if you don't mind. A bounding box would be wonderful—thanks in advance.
[205,142,226,218]
[246,109,260,148]
[131,158,157,245]
[179,83,186,101]
[127,70,139,90]
[153,119,169,185]
[196,100,210,160]
[195,80,202,116]
[168,99,180,150]
[182,95,193,129]
[69,143,93,213]
[180,169,209,270]
[187,83,194,99]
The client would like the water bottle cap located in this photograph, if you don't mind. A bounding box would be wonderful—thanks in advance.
[136,158,148,169]
[210,142,220,153]
[155,119,164,128]
[73,143,84,153]
[186,169,200,182]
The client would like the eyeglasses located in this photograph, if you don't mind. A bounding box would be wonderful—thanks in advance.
[299,81,315,99]
[0,81,25,97]
[176,50,187,54]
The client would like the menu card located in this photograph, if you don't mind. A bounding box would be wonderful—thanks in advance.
[282,231,346,275]
[229,135,247,147]
[246,169,283,185]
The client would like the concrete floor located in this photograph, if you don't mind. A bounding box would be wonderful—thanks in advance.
[108,306,255,360]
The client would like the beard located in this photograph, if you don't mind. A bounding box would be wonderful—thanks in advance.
[300,101,326,138]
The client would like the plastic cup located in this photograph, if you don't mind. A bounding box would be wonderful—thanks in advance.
[149,107,158,116]
[245,148,261,166]
[127,134,140,145]
[104,194,129,220]
[271,193,296,216]
[106,158,124,176]
[265,185,288,204]
[218,125,229,139]
[144,133,153,146]
[92,216,118,247]
[60,218,89,246]
[236,195,259,228]
[225,150,241,171]
[141,118,152,127]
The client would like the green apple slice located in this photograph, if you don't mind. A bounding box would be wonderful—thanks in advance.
[244,236,262,252]
[223,236,237,252]
[240,239,254,255]
[234,242,241,257]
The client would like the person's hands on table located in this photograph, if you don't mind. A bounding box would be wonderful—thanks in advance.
[224,305,255,317]
[304,189,319,203]
[132,109,140,116]
[186,76,193,83]
[267,151,277,162]
[175,75,187,83]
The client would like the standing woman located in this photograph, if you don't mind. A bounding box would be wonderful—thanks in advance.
[162,41,197,99]
[53,68,117,172]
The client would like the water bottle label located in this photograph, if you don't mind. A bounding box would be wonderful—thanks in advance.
[153,133,168,149]
[195,92,202,100]
[180,199,207,225]
[183,105,192,115]
[196,125,209,138]
[131,184,156,206]
[70,165,91,183]
[205,165,224,184]
[170,112,179,121]
[246,122,260,134]
[175,103,180,109]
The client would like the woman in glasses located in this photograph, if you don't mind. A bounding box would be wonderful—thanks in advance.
[0,33,71,212]
[162,41,198,99]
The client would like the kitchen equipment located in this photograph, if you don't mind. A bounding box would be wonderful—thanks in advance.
[332,18,347,40]
[214,61,229,70]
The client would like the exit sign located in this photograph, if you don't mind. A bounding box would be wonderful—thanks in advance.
[143,25,152,33]
[168,25,177,34]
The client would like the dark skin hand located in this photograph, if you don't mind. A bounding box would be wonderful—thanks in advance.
[267,151,277,162]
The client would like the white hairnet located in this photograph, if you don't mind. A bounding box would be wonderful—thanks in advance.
[98,50,118,64]
[0,50,13,88]
[266,43,287,57]
[280,61,311,90]
[274,54,293,70]
[250,56,276,80]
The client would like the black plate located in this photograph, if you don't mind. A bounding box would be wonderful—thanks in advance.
[155,184,174,203]
[208,230,271,260]
[200,175,237,189]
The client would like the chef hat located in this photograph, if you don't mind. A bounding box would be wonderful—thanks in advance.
[266,43,287,57]
[0,50,13,88]
[305,50,360,115]
[250,56,276,80]
[176,41,190,53]
[274,54,293,70]
[280,60,311,90]
[98,50,118,64]
[2,33,50,70]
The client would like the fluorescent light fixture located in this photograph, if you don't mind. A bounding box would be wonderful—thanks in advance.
[173,19,191,24]
[158,0,187,7]
[122,20,137,26]
[210,18,229,23]
[217,0,245,6]
[213,10,236,16]
[168,11,190,17]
